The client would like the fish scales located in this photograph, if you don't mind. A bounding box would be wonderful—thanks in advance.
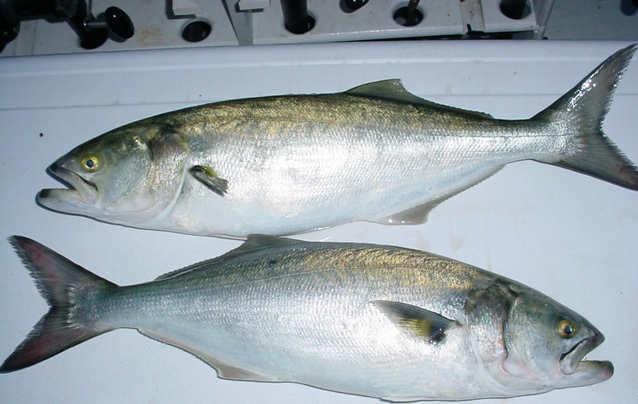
[80,243,490,397]
[2,236,612,401]
[158,96,556,232]
[36,45,638,237]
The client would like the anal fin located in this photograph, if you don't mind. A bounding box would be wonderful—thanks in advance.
[378,166,504,225]
[213,362,280,382]
[378,200,440,225]
[139,328,280,382]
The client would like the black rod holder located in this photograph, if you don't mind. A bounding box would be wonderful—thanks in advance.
[0,0,133,52]
[281,0,313,34]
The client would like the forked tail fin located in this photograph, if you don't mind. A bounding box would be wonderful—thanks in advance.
[0,236,117,372]
[534,44,638,190]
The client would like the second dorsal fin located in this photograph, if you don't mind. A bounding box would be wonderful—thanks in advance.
[155,235,305,281]
[346,79,493,119]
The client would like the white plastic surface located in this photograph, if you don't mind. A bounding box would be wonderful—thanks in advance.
[0,41,636,403]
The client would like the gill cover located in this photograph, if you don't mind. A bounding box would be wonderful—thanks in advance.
[39,123,189,223]
[501,282,612,389]
[464,280,518,374]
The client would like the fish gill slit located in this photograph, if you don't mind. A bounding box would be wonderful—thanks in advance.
[147,155,192,227]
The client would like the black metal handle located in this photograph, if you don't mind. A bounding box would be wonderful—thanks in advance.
[104,6,134,39]
[343,0,369,12]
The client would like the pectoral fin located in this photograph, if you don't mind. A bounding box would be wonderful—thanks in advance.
[190,165,229,196]
[372,300,458,344]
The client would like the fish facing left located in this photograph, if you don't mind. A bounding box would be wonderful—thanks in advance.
[1,236,612,401]
[36,45,638,238]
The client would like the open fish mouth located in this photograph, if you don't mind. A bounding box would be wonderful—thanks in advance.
[559,333,609,376]
[38,164,99,207]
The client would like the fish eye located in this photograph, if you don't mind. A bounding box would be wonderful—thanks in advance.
[81,154,101,172]
[558,319,578,339]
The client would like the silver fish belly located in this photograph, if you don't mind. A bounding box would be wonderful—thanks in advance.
[1,236,612,401]
[38,45,638,237]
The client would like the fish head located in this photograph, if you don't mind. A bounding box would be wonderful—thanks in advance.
[500,285,613,391]
[38,121,189,224]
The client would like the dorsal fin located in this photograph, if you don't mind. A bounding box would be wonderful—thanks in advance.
[154,259,210,281]
[346,79,431,104]
[346,79,493,119]
[218,234,304,261]
[155,235,304,281]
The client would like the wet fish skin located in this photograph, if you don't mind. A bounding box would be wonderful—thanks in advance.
[1,236,612,401]
[37,46,638,237]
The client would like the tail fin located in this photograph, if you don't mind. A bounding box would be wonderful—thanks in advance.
[1,236,117,373]
[534,44,638,190]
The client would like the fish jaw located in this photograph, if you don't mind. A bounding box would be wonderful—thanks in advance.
[558,332,613,386]
[38,164,100,214]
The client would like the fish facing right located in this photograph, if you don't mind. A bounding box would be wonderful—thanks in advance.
[36,45,638,238]
[2,236,612,401]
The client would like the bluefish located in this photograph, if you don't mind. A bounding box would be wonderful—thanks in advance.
[1,236,612,401]
[38,45,638,237]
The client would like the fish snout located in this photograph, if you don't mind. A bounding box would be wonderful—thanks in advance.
[48,161,62,174]
[40,163,99,207]
[558,331,611,385]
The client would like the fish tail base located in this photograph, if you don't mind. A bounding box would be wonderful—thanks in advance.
[0,236,116,373]
[536,44,638,190]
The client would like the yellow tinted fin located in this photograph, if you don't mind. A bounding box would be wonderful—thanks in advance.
[189,165,229,196]
[372,300,458,344]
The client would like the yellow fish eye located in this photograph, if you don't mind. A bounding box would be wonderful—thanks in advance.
[81,154,101,172]
[558,319,578,339]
